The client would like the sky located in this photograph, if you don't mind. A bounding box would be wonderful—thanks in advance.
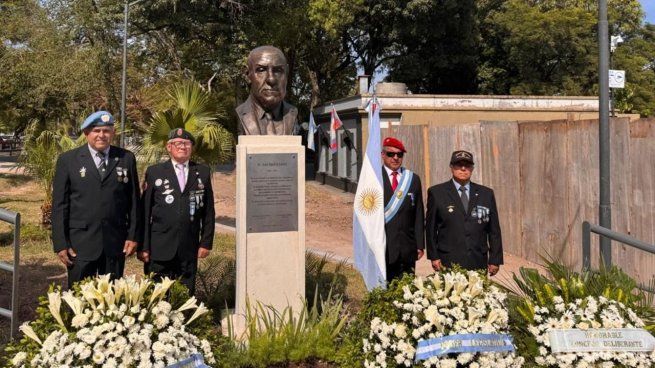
[642,0,655,24]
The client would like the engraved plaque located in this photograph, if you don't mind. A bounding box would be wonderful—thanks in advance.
[246,153,298,233]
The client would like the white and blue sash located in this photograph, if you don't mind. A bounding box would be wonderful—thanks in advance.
[384,169,413,223]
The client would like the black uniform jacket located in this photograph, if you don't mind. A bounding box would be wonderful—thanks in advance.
[141,160,215,261]
[425,180,503,270]
[51,145,141,261]
[382,167,425,265]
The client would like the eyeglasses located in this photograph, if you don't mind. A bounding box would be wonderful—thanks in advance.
[384,151,404,158]
[452,163,474,170]
[170,141,192,148]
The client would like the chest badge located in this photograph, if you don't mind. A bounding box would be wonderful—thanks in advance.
[155,178,163,187]
[165,194,174,204]
[396,190,403,199]
[447,205,455,213]
[79,167,86,178]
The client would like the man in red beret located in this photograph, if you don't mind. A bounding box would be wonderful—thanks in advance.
[380,137,425,282]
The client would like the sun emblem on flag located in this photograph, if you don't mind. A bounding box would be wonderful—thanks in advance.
[356,188,382,216]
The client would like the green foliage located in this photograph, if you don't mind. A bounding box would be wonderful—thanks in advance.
[137,79,234,167]
[195,255,237,323]
[612,24,655,116]
[306,253,348,308]
[502,257,655,362]
[218,295,348,368]
[335,274,412,368]
[16,120,83,205]
[387,0,480,94]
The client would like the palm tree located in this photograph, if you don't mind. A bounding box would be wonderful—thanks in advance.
[137,80,234,167]
[17,120,83,225]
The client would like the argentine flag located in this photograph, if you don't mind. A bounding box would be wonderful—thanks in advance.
[353,96,387,290]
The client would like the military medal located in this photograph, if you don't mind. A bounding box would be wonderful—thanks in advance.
[477,207,482,224]
[121,168,128,183]
[165,194,174,204]
[163,188,174,195]
[190,193,196,221]
[155,179,163,187]
[79,167,86,178]
[197,178,204,190]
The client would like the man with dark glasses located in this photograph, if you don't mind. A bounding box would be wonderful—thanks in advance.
[425,150,503,276]
[381,137,425,282]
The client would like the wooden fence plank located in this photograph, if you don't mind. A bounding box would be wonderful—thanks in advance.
[608,118,636,279]
[566,119,599,269]
[480,121,522,258]
[519,120,570,264]
[427,123,482,186]
[387,125,426,187]
[628,118,655,283]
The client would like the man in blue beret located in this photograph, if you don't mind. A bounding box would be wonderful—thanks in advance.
[51,111,142,288]
[138,128,215,294]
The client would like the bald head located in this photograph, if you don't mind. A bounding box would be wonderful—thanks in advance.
[247,46,288,111]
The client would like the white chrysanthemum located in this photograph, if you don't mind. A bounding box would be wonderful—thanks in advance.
[365,271,521,367]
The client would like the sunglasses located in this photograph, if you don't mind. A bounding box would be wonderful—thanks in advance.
[384,151,404,158]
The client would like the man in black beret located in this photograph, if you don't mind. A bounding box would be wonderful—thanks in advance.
[425,150,503,275]
[138,128,215,294]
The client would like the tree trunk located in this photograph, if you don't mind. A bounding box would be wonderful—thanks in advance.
[308,70,321,109]
[41,201,52,227]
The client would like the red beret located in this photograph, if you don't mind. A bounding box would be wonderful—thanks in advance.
[383,137,406,152]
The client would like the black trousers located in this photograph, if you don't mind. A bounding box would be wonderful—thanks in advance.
[67,252,125,289]
[145,256,198,295]
[386,259,415,284]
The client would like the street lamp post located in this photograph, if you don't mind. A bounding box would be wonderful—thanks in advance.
[598,0,611,267]
[120,0,145,148]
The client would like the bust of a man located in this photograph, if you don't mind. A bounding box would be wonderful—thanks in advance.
[236,46,299,135]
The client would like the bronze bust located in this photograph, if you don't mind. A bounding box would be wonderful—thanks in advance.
[236,46,299,135]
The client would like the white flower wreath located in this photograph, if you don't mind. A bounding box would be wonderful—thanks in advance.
[11,275,215,368]
[363,270,524,368]
[528,295,655,368]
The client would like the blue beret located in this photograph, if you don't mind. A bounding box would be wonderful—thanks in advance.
[168,128,195,144]
[81,111,115,130]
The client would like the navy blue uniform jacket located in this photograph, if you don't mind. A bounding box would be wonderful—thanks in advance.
[51,145,141,261]
[425,180,503,270]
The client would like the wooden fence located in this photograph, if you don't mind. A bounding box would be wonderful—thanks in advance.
[383,118,655,284]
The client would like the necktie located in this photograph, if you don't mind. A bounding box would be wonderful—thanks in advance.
[264,112,276,135]
[459,186,469,213]
[176,163,186,192]
[391,171,399,191]
[96,152,106,179]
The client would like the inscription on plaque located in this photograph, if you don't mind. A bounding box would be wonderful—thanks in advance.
[246,153,298,233]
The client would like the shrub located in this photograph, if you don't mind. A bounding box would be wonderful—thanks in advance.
[218,293,348,368]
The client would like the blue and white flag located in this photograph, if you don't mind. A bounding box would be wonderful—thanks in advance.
[307,111,317,151]
[353,96,387,290]
[165,354,210,368]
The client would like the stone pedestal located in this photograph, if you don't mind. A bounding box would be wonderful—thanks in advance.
[224,135,305,338]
